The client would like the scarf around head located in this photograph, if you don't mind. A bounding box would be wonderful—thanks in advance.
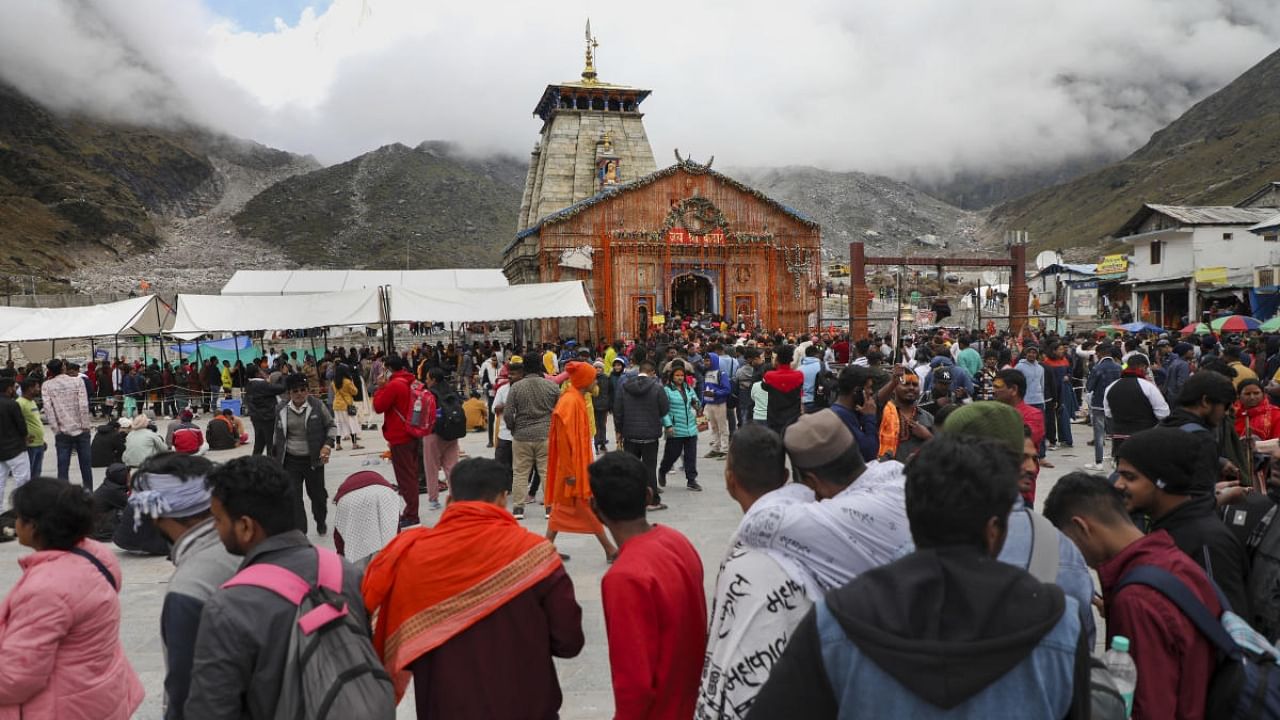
[128,472,211,529]
[361,502,560,699]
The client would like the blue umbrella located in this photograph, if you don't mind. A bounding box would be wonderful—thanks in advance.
[1119,321,1163,333]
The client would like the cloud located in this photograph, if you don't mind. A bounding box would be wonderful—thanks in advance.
[3,0,1280,182]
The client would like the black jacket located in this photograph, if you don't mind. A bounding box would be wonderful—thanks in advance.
[271,397,335,468]
[90,423,127,467]
[0,396,25,461]
[613,374,669,442]
[245,377,286,424]
[749,546,1090,719]
[1151,494,1252,619]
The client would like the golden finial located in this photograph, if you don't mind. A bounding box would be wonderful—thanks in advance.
[601,130,613,152]
[582,19,599,84]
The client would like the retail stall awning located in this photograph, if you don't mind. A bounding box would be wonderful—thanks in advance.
[0,295,172,342]
[170,289,383,333]
[389,282,593,323]
[221,269,509,295]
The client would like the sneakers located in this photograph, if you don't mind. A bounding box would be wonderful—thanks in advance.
[428,500,442,511]
[513,506,525,520]
[316,522,327,536]
[1046,443,1058,451]
[1082,462,1106,471]
[687,481,703,492]
[704,451,726,459]
[398,517,420,530]
[658,474,668,488]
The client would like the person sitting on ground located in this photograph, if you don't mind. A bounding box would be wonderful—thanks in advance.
[91,416,130,467]
[0,477,145,718]
[749,434,1091,719]
[463,390,488,432]
[362,458,583,718]
[1045,471,1221,720]
[167,409,205,456]
[332,470,403,565]
[123,413,168,468]
[205,409,240,451]
[90,462,130,542]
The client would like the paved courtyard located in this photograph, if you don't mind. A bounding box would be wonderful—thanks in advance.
[0,413,1102,719]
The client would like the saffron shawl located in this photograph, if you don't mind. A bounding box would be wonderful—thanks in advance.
[361,501,561,699]
[546,362,604,534]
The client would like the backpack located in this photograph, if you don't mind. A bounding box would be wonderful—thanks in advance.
[393,380,437,439]
[222,547,395,720]
[432,388,467,441]
[812,368,839,410]
[1116,565,1280,719]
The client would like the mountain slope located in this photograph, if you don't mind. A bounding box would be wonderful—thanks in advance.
[726,166,980,254]
[0,83,318,290]
[986,46,1280,250]
[233,142,525,268]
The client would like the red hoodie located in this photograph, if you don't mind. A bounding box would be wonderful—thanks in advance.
[1098,530,1220,720]
[763,365,805,432]
[372,370,416,446]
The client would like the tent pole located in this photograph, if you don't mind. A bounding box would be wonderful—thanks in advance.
[309,333,317,363]
[154,299,167,369]
[142,334,148,365]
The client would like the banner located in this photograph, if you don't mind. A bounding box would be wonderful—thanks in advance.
[1194,266,1228,285]
[1096,254,1129,274]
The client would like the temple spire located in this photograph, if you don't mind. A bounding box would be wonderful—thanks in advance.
[581,19,599,84]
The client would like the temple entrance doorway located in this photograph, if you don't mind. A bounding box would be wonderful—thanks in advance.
[671,274,713,315]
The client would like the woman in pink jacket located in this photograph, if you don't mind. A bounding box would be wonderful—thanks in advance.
[0,478,144,719]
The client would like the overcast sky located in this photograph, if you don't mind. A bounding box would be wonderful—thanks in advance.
[3,0,1280,182]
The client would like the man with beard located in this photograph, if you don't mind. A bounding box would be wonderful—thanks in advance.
[876,370,932,462]
[1113,426,1251,618]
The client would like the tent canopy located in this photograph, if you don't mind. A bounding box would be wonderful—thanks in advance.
[389,282,593,323]
[170,289,383,333]
[0,295,172,342]
[221,269,508,295]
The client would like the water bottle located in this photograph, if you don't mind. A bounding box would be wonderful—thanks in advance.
[1104,635,1137,717]
[410,395,423,426]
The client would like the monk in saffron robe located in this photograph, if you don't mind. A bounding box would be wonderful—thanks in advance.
[546,361,617,560]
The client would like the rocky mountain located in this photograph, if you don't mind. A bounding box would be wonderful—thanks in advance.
[911,153,1118,211]
[0,83,318,293]
[985,46,1280,251]
[231,142,527,269]
[725,166,981,256]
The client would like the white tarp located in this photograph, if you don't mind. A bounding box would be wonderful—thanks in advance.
[170,289,383,333]
[389,282,593,323]
[0,295,172,342]
[221,269,509,295]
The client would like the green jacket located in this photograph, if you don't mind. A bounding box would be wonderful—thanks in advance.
[662,383,700,438]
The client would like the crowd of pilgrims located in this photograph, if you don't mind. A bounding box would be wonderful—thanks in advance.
[7,321,1280,719]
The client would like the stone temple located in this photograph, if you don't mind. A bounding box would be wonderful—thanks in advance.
[504,25,823,341]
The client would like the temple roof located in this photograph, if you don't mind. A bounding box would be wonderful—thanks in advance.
[510,161,820,250]
[532,82,651,122]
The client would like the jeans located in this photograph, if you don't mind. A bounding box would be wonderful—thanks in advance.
[1092,409,1108,464]
[495,439,512,471]
[26,445,43,479]
[659,435,698,484]
[283,453,326,533]
[594,410,609,449]
[624,439,661,505]
[55,432,93,490]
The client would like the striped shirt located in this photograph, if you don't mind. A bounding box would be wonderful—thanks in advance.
[43,373,91,436]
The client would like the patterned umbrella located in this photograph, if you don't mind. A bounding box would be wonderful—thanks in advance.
[1260,317,1280,333]
[1094,324,1124,335]
[1180,322,1211,335]
[1210,315,1261,333]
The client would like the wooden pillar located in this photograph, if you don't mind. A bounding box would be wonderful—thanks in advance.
[1008,242,1029,335]
[850,241,869,339]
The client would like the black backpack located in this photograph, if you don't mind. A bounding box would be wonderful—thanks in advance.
[433,389,467,441]
[813,368,839,409]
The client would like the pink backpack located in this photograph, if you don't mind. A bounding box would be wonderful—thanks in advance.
[394,379,437,439]
[221,547,394,719]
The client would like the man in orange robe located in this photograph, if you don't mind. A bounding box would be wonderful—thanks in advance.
[546,361,618,561]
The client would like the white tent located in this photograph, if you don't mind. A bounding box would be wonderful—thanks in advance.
[0,295,173,342]
[221,269,508,295]
[170,289,383,333]
[389,282,593,323]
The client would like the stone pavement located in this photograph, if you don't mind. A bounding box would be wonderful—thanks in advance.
[0,412,1102,719]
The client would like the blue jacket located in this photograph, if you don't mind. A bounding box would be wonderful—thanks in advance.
[1085,357,1122,410]
[748,546,1087,719]
[829,403,879,462]
[1015,359,1046,405]
[662,383,700,437]
[799,356,823,404]
[1164,355,1191,401]
[701,352,732,405]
